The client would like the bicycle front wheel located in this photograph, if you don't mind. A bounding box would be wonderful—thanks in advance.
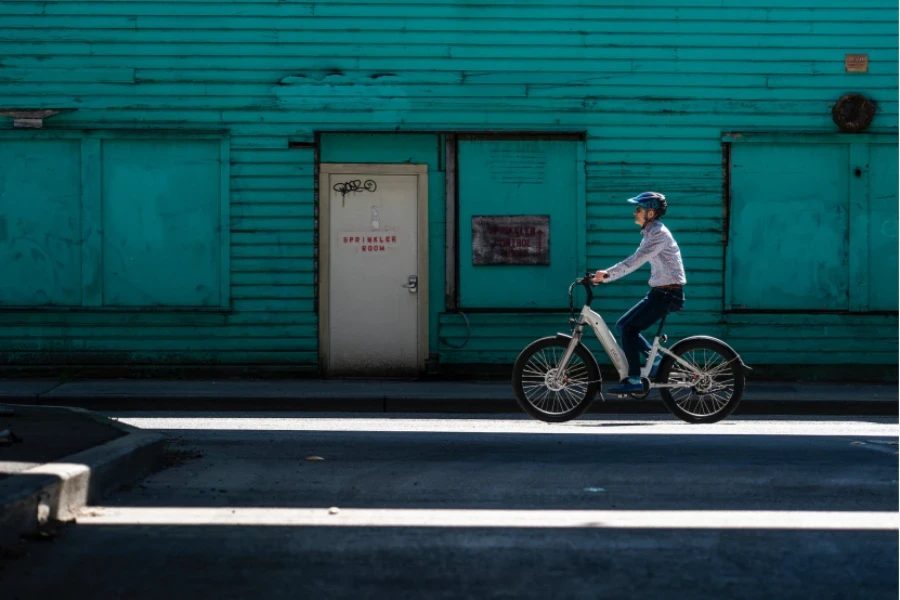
[512,337,600,423]
[657,338,746,424]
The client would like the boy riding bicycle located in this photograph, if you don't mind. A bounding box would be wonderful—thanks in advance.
[593,192,686,395]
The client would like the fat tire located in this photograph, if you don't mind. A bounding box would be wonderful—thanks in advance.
[657,338,745,424]
[512,337,600,423]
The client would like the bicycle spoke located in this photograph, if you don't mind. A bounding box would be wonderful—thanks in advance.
[705,358,738,378]
[560,386,579,410]
[665,346,736,418]
[708,388,729,407]
[524,392,547,407]
[522,368,546,380]
[552,390,565,414]
[534,350,552,373]
[518,342,594,416]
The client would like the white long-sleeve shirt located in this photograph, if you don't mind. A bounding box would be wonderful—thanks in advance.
[605,220,687,287]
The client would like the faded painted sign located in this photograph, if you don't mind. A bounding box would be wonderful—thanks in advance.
[845,54,869,72]
[471,215,550,266]
[340,232,398,254]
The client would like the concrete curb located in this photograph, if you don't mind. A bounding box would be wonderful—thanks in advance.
[388,397,898,416]
[0,406,166,548]
[6,394,896,416]
[25,395,386,413]
[2,378,895,416]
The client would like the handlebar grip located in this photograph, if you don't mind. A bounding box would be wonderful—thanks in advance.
[582,271,607,286]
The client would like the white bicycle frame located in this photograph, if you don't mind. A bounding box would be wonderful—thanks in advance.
[558,305,702,388]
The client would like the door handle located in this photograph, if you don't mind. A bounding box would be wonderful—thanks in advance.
[402,275,418,293]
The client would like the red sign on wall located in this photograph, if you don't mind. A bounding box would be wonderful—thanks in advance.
[471,215,550,265]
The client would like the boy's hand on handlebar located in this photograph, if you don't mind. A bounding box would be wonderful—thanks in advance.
[592,270,610,284]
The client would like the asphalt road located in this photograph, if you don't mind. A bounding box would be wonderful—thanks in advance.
[2,414,897,599]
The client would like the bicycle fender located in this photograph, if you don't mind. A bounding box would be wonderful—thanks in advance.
[554,333,603,377]
[668,335,753,373]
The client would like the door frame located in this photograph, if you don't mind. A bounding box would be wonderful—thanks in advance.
[317,163,430,375]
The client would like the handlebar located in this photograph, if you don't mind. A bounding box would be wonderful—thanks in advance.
[571,271,606,309]
[576,270,609,291]
[567,271,612,327]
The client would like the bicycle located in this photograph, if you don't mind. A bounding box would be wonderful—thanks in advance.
[511,272,751,424]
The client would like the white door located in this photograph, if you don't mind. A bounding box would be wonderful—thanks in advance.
[320,165,428,376]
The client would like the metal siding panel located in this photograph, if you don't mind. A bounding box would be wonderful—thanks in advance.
[868,143,900,311]
[0,140,83,306]
[100,138,224,307]
[575,141,587,277]
[319,134,440,168]
[458,139,579,309]
[0,1,896,372]
[80,138,103,307]
[445,134,458,312]
[728,143,850,311]
[219,137,231,308]
[427,169,445,355]
[848,144,870,312]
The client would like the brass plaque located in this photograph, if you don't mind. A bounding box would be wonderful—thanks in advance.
[472,215,550,266]
[845,54,869,73]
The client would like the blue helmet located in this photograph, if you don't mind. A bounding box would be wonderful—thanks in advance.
[627,191,666,211]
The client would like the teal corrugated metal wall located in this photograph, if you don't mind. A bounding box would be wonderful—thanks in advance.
[0,1,897,375]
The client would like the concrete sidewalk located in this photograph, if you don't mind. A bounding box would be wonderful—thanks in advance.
[0,404,165,548]
[2,378,897,415]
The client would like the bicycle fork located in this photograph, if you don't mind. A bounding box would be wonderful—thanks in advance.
[553,317,589,386]
[557,332,582,372]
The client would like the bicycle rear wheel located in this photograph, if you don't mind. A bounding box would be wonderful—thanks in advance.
[512,337,600,423]
[657,338,745,424]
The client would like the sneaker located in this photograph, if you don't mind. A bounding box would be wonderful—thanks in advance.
[609,377,644,395]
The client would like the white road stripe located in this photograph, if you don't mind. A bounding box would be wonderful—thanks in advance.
[107,415,898,438]
[78,507,899,531]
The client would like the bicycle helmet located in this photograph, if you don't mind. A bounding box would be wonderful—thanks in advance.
[627,191,667,218]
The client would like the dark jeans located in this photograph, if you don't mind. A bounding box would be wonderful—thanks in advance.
[615,288,685,378]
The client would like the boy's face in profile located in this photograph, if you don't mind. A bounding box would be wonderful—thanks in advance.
[634,206,656,227]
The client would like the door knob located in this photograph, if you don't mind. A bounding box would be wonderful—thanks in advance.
[402,275,418,293]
